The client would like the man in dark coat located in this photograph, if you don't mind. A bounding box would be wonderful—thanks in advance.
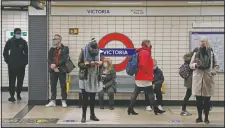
[3,28,28,102]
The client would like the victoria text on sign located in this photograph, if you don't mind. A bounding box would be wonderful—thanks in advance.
[100,48,136,57]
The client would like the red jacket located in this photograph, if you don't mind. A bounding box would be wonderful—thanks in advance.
[135,46,154,81]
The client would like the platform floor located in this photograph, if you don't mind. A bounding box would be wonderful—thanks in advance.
[1,92,224,127]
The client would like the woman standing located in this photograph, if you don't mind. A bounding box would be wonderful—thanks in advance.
[190,37,219,124]
[98,58,117,110]
[78,38,103,123]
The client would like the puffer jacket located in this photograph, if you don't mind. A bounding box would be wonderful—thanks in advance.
[135,46,154,81]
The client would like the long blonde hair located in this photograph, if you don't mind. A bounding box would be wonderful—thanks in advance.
[103,58,113,70]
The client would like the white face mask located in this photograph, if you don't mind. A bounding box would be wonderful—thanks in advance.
[52,39,59,48]
[103,63,108,68]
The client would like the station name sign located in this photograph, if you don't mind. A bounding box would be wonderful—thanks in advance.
[100,48,136,57]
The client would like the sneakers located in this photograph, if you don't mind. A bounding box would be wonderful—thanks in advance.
[8,97,16,102]
[180,110,192,116]
[45,100,56,107]
[61,100,67,108]
[146,106,153,111]
[158,105,165,111]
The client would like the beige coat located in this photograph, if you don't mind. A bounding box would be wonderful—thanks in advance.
[190,51,220,97]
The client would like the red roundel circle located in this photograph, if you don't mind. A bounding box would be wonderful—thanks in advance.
[98,33,134,72]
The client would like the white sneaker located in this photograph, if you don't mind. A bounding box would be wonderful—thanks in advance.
[61,100,67,108]
[158,105,164,111]
[45,100,56,107]
[146,106,152,111]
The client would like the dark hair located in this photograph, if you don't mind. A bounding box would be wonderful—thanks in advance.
[14,28,21,33]
[141,40,150,47]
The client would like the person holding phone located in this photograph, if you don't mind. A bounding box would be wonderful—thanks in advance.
[78,38,103,123]
[189,37,219,124]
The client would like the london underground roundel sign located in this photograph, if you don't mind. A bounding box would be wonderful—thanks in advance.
[98,33,135,72]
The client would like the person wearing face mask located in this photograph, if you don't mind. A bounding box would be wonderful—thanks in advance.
[3,28,28,102]
[145,59,165,111]
[98,58,116,110]
[78,38,103,123]
[189,37,219,124]
[46,34,69,108]
[127,40,165,115]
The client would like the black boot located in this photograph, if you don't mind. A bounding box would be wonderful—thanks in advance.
[127,107,138,115]
[196,117,203,123]
[17,94,22,100]
[81,106,87,123]
[90,105,99,121]
[153,106,165,115]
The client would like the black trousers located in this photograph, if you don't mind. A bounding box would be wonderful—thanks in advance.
[129,85,156,109]
[81,89,97,117]
[98,87,115,107]
[50,72,67,100]
[145,84,163,106]
[182,88,192,111]
[8,66,26,97]
[196,96,211,120]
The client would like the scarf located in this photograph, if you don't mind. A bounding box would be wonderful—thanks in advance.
[84,44,99,61]
[195,48,211,70]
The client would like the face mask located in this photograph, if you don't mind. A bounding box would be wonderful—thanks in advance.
[52,39,58,48]
[150,45,152,49]
[200,46,206,54]
[15,34,21,39]
[153,66,157,70]
[103,63,108,68]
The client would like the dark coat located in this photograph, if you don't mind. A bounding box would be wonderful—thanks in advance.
[183,52,193,88]
[78,49,103,80]
[153,67,164,88]
[48,44,69,73]
[3,37,28,69]
[101,66,117,93]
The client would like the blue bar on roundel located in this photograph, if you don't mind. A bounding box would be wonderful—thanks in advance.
[100,48,136,57]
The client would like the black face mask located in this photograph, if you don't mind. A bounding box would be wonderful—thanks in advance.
[200,46,206,54]
[150,45,152,49]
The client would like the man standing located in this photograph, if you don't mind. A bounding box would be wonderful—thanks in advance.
[3,28,28,102]
[46,34,69,108]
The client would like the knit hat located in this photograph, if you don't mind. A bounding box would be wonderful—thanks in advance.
[88,38,99,54]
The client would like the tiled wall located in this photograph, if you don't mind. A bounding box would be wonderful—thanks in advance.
[1,11,29,87]
[49,16,224,101]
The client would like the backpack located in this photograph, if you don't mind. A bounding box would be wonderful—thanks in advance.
[179,63,192,79]
[126,53,139,76]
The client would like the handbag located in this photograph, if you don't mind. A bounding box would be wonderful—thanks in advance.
[66,75,71,93]
[65,56,75,73]
[79,68,86,80]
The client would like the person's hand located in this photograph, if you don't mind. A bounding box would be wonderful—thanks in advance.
[96,61,103,66]
[54,68,59,72]
[194,59,201,68]
[211,69,217,76]
[152,84,155,89]
[50,64,56,69]
[84,61,89,65]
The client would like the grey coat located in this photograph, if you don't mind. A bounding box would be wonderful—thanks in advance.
[190,49,220,97]
[183,52,193,89]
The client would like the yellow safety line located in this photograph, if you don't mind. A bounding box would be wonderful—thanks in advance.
[50,5,224,8]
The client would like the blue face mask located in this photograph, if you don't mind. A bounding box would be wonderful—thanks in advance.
[153,66,157,70]
[15,34,21,39]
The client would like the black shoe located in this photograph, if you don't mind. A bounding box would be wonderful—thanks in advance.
[90,115,99,121]
[204,119,210,124]
[8,97,16,102]
[154,107,165,115]
[100,106,104,109]
[17,95,22,100]
[196,118,203,123]
[109,106,114,110]
[81,117,86,123]
[127,108,138,115]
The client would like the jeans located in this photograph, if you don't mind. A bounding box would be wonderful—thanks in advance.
[129,85,156,109]
[182,88,192,111]
[50,72,67,100]
[98,87,115,107]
